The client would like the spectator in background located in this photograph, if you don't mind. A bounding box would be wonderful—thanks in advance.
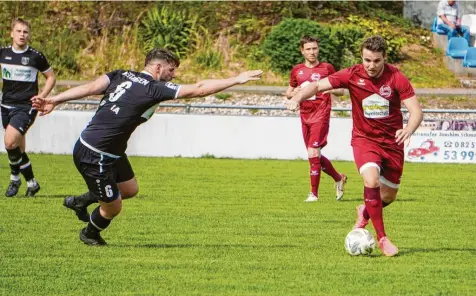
[437,0,470,45]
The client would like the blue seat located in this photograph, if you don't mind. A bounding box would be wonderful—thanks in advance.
[463,47,476,67]
[446,37,468,58]
[432,16,446,34]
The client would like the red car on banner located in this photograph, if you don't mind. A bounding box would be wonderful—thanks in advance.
[407,139,440,159]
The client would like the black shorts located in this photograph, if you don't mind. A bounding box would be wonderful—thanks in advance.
[73,139,135,203]
[1,105,38,135]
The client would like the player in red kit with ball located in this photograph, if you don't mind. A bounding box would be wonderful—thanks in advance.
[286,36,423,256]
[285,35,347,203]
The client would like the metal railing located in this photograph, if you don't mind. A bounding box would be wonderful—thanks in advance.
[66,100,476,114]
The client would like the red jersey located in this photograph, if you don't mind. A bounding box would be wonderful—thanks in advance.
[289,62,336,124]
[327,64,415,148]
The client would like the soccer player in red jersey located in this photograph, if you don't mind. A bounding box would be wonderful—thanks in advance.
[286,36,423,256]
[285,35,347,203]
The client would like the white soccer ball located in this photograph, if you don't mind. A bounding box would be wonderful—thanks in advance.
[344,228,376,256]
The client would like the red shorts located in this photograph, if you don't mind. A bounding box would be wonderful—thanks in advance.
[352,139,404,188]
[301,122,329,149]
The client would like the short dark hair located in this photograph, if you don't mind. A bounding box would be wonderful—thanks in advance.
[11,17,30,31]
[300,35,319,48]
[144,48,180,67]
[360,35,387,56]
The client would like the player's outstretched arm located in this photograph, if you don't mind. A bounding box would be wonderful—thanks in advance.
[176,70,262,99]
[32,75,110,116]
[286,77,334,111]
[395,96,423,145]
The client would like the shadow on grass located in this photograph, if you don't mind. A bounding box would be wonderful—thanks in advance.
[338,198,418,203]
[401,247,476,255]
[115,243,299,249]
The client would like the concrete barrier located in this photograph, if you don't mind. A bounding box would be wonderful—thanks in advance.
[0,111,355,161]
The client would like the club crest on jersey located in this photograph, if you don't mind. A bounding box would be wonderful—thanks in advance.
[311,73,321,81]
[21,57,30,65]
[379,85,392,97]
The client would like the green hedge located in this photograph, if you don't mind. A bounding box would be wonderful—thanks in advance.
[262,18,366,75]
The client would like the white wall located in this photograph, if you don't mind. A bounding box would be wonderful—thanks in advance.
[0,111,355,160]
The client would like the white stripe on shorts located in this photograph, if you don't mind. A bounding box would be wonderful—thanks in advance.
[379,175,400,189]
[359,162,381,175]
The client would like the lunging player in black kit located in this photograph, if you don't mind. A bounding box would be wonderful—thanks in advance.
[32,48,262,246]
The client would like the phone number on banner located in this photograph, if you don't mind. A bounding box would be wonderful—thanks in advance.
[405,132,476,163]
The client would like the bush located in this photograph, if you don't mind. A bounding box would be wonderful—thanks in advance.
[346,15,408,62]
[140,6,197,59]
[262,18,365,74]
[262,18,334,75]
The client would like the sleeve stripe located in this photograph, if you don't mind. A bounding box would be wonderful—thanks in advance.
[42,67,52,73]
[174,85,181,99]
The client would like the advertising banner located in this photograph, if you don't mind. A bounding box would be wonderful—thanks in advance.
[405,120,476,163]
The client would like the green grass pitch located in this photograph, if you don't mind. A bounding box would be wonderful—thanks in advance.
[0,154,475,295]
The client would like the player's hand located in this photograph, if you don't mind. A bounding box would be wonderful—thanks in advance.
[235,70,263,84]
[285,99,300,112]
[395,128,412,146]
[31,96,56,116]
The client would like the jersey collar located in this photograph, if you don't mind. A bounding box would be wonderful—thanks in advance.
[141,71,154,78]
[11,45,29,54]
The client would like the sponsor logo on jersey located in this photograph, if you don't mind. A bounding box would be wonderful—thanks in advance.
[298,70,304,75]
[362,94,390,119]
[21,57,29,65]
[2,68,11,79]
[1,64,37,82]
[379,85,392,97]
[165,82,179,90]
[357,79,366,86]
[5,56,12,60]
[311,73,321,81]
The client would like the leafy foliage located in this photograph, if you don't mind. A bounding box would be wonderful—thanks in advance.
[262,18,365,74]
[140,6,197,59]
[262,18,333,74]
[347,15,408,62]
[188,27,223,70]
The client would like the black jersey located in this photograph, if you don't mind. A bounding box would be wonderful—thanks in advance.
[0,45,51,106]
[80,70,180,157]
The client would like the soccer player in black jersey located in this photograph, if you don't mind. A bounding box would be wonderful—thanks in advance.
[0,18,56,197]
[32,48,262,246]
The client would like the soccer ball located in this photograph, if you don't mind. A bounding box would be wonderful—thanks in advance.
[344,228,376,256]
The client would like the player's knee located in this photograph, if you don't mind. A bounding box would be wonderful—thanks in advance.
[363,178,379,188]
[4,138,19,150]
[123,185,139,199]
[102,201,122,218]
[120,183,139,199]
[381,193,396,204]
[307,147,320,158]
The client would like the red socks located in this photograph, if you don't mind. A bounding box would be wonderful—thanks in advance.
[364,186,386,240]
[308,157,321,196]
[320,155,342,182]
